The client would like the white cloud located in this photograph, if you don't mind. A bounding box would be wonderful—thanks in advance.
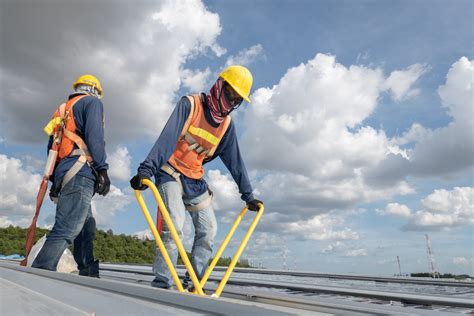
[108,146,132,182]
[0,216,14,227]
[284,213,359,241]
[0,0,225,144]
[383,64,430,101]
[0,154,42,219]
[91,185,132,226]
[241,53,418,180]
[376,203,412,218]
[345,248,368,257]
[245,232,288,257]
[453,257,473,267]
[134,228,154,240]
[377,258,397,265]
[438,57,473,122]
[321,241,345,254]
[206,169,242,223]
[391,123,431,146]
[233,53,427,240]
[405,187,474,230]
[181,68,211,92]
[366,57,474,183]
[225,44,264,67]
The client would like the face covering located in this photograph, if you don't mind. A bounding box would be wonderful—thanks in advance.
[206,78,241,124]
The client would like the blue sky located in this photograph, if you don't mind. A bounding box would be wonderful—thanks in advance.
[0,0,472,275]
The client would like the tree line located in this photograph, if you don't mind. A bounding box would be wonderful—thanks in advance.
[0,226,251,267]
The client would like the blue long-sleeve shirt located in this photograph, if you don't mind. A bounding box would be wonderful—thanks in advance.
[138,93,254,203]
[49,93,108,186]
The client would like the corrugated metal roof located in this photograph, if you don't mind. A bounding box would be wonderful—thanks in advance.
[1,262,316,315]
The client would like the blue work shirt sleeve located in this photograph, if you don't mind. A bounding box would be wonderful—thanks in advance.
[138,97,191,178]
[83,98,108,171]
[211,121,255,203]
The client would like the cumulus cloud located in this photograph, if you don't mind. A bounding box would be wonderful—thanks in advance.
[0,216,31,228]
[108,146,132,182]
[241,232,291,265]
[404,187,473,230]
[234,53,427,240]
[453,257,473,267]
[376,203,412,218]
[0,0,224,144]
[225,44,264,67]
[282,213,359,241]
[206,169,243,223]
[181,68,212,92]
[91,185,132,226]
[321,241,345,254]
[0,154,42,223]
[383,64,430,101]
[366,57,474,185]
[134,228,154,240]
[344,248,368,257]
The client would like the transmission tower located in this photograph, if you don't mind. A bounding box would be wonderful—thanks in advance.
[397,256,402,276]
[282,248,288,270]
[425,234,439,278]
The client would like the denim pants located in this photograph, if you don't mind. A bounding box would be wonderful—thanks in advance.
[32,175,96,271]
[152,181,217,288]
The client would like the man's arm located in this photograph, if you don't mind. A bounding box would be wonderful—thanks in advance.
[212,122,255,203]
[137,97,191,178]
[83,97,108,171]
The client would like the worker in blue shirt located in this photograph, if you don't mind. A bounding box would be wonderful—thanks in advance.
[130,65,263,290]
[32,75,110,277]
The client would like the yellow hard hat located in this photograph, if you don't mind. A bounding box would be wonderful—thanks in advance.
[219,65,253,103]
[72,74,103,96]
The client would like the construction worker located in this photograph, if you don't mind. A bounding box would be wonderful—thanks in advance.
[130,65,263,290]
[32,75,110,277]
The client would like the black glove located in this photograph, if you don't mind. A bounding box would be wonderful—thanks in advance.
[96,169,111,196]
[130,174,149,191]
[247,199,263,212]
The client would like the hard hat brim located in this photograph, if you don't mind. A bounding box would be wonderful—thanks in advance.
[226,82,251,104]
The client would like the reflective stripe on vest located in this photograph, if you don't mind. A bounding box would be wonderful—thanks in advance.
[168,95,231,179]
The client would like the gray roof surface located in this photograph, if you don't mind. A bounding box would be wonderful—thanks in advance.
[1,265,205,315]
[1,262,319,316]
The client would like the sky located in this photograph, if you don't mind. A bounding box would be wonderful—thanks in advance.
[0,0,473,276]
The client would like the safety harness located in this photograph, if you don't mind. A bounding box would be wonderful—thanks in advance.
[44,95,94,195]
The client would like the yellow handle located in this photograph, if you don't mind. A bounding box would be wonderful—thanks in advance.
[213,204,264,297]
[135,179,204,295]
[199,207,248,288]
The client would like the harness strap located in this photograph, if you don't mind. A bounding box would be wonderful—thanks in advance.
[60,148,93,194]
[63,129,93,162]
[61,155,88,190]
[179,96,196,138]
[160,162,213,212]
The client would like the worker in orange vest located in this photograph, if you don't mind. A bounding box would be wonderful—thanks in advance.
[32,75,110,277]
[130,65,263,289]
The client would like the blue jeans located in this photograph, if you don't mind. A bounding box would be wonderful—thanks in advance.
[152,181,217,288]
[32,175,95,271]
[73,216,98,276]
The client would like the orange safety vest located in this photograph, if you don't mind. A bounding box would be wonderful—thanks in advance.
[44,95,93,162]
[168,95,231,179]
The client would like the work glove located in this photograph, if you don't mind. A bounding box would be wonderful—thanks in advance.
[247,199,263,212]
[96,169,111,196]
[130,174,150,191]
